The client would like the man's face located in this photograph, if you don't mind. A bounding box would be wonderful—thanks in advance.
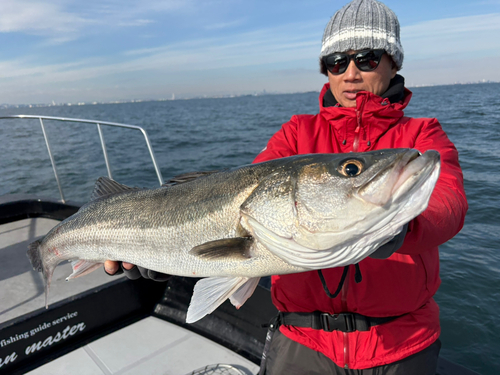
[327,51,398,108]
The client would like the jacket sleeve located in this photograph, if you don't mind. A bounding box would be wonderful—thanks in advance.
[397,118,468,254]
[253,116,299,163]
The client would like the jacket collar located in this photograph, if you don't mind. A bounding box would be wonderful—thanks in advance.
[318,75,413,148]
[322,74,407,108]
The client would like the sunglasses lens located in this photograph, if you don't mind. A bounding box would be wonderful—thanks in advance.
[324,50,384,75]
[325,54,348,74]
[355,50,382,71]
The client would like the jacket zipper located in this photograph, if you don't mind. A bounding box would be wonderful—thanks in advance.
[353,109,361,152]
[342,267,351,369]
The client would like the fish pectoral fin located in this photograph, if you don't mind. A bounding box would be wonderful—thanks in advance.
[189,237,253,260]
[186,276,254,323]
[229,277,260,309]
[66,260,103,280]
[90,176,141,201]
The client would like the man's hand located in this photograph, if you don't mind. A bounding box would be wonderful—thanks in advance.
[104,260,171,282]
[369,223,409,259]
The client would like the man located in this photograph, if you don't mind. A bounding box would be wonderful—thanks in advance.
[106,1,467,373]
[251,0,467,374]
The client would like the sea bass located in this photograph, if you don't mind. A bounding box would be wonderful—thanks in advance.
[28,149,440,323]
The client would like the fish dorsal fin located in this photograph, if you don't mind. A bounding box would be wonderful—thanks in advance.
[189,237,253,260]
[162,170,224,187]
[90,177,140,201]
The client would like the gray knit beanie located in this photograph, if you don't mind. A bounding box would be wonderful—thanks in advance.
[320,0,404,70]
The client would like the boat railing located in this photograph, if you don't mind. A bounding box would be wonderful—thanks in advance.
[0,115,164,203]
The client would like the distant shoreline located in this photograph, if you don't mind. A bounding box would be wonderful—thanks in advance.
[1,81,498,110]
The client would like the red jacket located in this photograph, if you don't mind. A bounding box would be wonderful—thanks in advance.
[253,83,468,369]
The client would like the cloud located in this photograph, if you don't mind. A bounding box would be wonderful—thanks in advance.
[84,0,189,22]
[402,13,500,59]
[0,0,189,43]
[0,1,87,42]
[115,19,156,27]
[475,0,500,4]
[2,7,499,104]
[21,20,319,84]
[0,19,322,103]
[398,13,500,85]
[404,54,500,86]
[204,19,246,30]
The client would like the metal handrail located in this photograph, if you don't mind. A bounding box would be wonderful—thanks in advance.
[0,115,164,203]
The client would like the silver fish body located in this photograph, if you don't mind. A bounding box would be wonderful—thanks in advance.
[28,149,440,322]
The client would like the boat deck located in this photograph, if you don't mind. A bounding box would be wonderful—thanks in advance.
[27,317,258,375]
[1,217,114,324]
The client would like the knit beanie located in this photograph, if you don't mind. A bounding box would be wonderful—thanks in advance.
[320,0,404,70]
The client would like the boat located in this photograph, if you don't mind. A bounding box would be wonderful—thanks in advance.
[0,115,480,374]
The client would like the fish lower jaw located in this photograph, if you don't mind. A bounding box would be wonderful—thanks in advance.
[391,153,440,199]
[389,162,440,207]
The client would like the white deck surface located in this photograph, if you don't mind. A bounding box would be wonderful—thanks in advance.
[26,316,259,375]
[0,218,119,325]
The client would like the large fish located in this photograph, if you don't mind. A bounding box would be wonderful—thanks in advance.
[28,149,440,323]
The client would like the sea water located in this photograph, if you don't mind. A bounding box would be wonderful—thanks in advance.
[1,82,499,374]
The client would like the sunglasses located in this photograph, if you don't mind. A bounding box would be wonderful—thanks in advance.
[323,49,386,75]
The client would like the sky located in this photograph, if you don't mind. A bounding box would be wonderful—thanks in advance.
[0,0,499,104]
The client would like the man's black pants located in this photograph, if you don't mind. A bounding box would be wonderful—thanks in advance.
[263,330,441,375]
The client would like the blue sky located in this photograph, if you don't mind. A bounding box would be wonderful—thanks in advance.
[0,0,499,104]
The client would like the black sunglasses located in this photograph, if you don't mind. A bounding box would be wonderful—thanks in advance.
[323,49,385,75]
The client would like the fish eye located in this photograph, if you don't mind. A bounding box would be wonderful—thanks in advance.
[339,159,364,177]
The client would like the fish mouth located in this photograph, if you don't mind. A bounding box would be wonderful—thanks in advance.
[357,150,441,207]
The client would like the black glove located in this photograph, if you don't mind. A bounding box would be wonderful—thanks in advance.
[369,223,409,259]
[105,262,171,282]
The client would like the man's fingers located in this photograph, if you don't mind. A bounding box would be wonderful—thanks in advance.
[104,261,170,282]
[104,260,119,275]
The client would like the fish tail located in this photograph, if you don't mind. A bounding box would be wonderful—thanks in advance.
[27,239,44,272]
[27,239,56,309]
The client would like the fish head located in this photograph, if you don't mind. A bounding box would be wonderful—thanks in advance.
[241,149,440,268]
[294,149,439,231]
